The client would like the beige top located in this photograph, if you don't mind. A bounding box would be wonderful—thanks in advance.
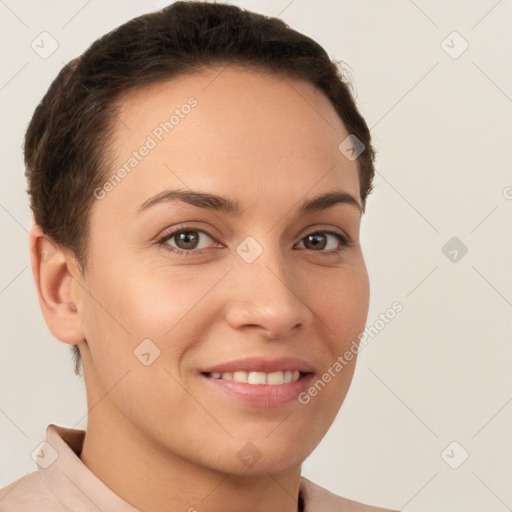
[0,424,397,511]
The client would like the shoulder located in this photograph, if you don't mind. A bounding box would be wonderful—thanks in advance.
[301,476,399,512]
[0,472,68,511]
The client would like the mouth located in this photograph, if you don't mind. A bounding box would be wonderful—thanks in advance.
[199,357,316,407]
[201,369,304,385]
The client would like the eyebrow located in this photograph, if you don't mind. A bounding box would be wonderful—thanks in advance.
[136,189,362,216]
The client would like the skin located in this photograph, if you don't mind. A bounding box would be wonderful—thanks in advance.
[30,66,375,512]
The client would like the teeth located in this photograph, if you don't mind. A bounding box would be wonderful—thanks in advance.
[233,371,248,383]
[267,371,285,385]
[208,370,302,385]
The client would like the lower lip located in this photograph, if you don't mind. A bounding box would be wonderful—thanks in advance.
[200,373,315,407]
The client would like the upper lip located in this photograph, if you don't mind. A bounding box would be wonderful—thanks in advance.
[201,356,316,374]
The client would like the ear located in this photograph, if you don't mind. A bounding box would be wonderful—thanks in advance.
[29,224,85,345]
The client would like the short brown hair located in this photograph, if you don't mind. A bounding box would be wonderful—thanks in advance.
[24,1,376,377]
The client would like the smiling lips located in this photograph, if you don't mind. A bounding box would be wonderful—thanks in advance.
[200,357,316,407]
[201,356,314,387]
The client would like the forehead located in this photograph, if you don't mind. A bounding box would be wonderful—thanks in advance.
[99,66,360,218]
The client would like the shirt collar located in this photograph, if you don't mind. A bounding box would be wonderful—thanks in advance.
[38,423,139,511]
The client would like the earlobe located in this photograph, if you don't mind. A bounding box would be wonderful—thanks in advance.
[29,224,85,345]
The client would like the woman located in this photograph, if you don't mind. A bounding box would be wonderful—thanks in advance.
[0,2,398,511]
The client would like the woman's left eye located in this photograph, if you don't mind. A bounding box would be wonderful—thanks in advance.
[158,228,352,256]
[296,231,351,254]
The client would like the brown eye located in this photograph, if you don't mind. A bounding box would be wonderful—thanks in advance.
[174,231,200,250]
[159,228,216,255]
[303,233,328,250]
[296,231,351,254]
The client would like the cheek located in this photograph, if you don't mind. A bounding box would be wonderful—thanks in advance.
[298,266,368,436]
[307,259,370,344]
[81,263,224,392]
[80,268,208,434]
[87,260,207,335]
[339,264,370,335]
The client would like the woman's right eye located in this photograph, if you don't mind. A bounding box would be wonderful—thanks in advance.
[158,228,217,256]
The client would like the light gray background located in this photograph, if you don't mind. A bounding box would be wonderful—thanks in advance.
[1,1,511,511]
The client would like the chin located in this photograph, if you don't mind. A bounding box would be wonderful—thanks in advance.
[224,453,305,477]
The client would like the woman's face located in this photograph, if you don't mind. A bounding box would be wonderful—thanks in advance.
[78,66,370,475]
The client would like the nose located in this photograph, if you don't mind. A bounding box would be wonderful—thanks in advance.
[224,244,314,340]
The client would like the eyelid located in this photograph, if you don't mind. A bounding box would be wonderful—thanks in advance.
[157,222,218,241]
[296,224,352,244]
[158,223,352,243]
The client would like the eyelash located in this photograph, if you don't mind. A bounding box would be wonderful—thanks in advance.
[157,226,353,257]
